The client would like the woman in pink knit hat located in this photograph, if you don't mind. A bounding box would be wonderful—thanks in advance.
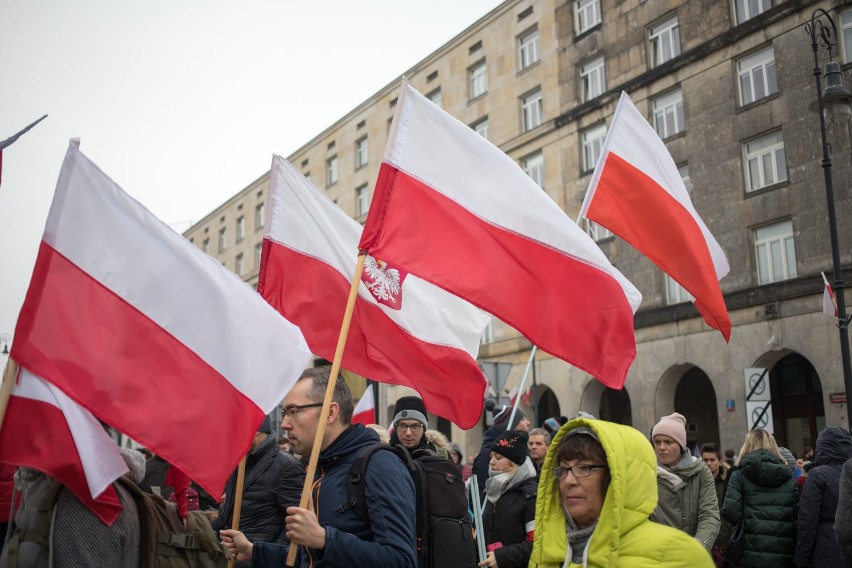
[649,412,720,555]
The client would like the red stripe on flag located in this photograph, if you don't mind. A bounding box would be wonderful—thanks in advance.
[588,153,730,340]
[12,242,265,498]
[262,239,486,428]
[0,395,122,525]
[361,164,636,388]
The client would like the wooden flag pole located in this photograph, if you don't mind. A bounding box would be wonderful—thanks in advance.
[0,358,19,434]
[225,455,248,568]
[286,252,366,567]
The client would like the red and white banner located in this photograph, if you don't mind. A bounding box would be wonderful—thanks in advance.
[0,368,128,525]
[823,272,838,317]
[358,82,641,389]
[352,383,376,426]
[11,140,312,499]
[259,155,491,428]
[580,92,731,340]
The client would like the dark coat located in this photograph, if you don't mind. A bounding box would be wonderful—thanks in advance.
[721,448,797,568]
[211,434,304,545]
[834,458,852,567]
[253,424,417,568]
[482,472,537,568]
[796,427,852,568]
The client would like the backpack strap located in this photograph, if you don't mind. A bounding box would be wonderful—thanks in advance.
[340,444,404,522]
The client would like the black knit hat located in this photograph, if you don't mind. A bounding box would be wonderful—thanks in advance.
[392,396,428,428]
[485,399,526,430]
[491,430,529,465]
[258,416,273,434]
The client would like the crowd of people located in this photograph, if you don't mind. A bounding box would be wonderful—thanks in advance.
[2,371,852,568]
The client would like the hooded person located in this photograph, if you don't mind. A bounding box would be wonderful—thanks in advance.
[648,413,719,552]
[530,418,713,567]
[388,396,436,452]
[479,429,537,568]
[472,400,532,497]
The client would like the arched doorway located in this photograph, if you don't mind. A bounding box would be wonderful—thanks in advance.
[535,386,560,428]
[669,366,720,453]
[769,353,825,456]
[599,388,632,425]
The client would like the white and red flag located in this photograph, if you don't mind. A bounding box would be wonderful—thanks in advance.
[823,272,838,317]
[352,383,377,426]
[10,140,312,499]
[358,82,641,389]
[0,367,128,525]
[580,92,731,340]
[259,155,491,429]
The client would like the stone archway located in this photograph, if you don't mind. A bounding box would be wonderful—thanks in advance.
[657,364,720,453]
[766,352,825,456]
[600,388,632,426]
[534,385,560,428]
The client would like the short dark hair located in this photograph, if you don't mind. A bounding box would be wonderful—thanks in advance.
[298,367,354,424]
[700,443,721,460]
[555,431,611,493]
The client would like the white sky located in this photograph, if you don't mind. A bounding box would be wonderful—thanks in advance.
[0,1,504,350]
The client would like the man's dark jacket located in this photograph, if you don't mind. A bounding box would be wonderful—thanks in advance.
[252,424,416,568]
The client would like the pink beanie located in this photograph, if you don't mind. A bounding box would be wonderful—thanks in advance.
[651,412,687,450]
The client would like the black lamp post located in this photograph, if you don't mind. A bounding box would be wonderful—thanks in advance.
[806,9,852,426]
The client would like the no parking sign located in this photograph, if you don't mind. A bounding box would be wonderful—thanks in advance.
[744,367,773,433]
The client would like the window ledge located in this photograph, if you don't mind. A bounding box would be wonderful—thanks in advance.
[735,91,780,114]
[744,179,789,198]
[574,23,602,43]
[516,60,541,77]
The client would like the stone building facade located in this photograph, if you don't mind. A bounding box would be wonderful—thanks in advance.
[184,0,852,459]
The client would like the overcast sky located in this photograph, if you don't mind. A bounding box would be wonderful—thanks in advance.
[0,1,504,351]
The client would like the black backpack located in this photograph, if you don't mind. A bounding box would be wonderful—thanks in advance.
[342,444,477,568]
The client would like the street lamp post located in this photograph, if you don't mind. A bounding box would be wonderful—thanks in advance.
[806,8,852,426]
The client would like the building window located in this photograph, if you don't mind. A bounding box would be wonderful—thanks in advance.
[586,219,613,241]
[665,274,694,305]
[735,0,772,25]
[480,320,495,344]
[255,243,263,269]
[202,238,210,253]
[472,118,489,140]
[236,253,244,276]
[521,90,543,132]
[652,88,685,139]
[843,10,852,63]
[581,123,607,173]
[255,203,265,229]
[427,88,442,108]
[575,0,601,35]
[743,130,787,192]
[218,228,226,252]
[356,137,368,169]
[678,164,692,195]
[326,155,338,186]
[522,152,544,188]
[737,46,777,106]
[649,15,680,67]
[469,61,487,99]
[580,56,606,102]
[356,184,370,217]
[754,220,797,284]
[236,216,245,242]
[518,28,540,69]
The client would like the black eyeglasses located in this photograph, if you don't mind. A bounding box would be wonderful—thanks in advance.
[281,402,323,420]
[553,464,608,480]
[396,423,424,433]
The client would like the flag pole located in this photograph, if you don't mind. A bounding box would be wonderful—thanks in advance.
[225,456,247,568]
[0,358,19,433]
[286,252,366,567]
[507,347,536,429]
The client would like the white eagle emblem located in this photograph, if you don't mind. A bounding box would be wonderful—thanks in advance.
[362,255,406,309]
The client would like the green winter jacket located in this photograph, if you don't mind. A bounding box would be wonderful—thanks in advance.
[650,451,720,551]
[528,419,713,568]
[720,448,797,568]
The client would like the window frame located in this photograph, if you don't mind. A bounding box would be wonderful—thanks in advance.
[842,9,852,64]
[575,0,602,36]
[472,117,489,140]
[736,46,778,107]
[236,215,245,242]
[355,137,369,169]
[753,220,797,284]
[218,227,227,252]
[255,202,265,230]
[356,184,370,217]
[580,56,606,103]
[652,88,685,139]
[742,130,787,193]
[518,27,540,70]
[235,253,244,276]
[581,123,607,174]
[521,89,543,132]
[326,155,338,186]
[734,0,772,25]
[522,151,545,188]
[649,15,681,68]
[469,60,488,99]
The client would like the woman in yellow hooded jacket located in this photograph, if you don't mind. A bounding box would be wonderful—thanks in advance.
[528,418,714,568]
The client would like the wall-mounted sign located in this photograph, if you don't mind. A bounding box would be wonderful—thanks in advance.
[830,392,847,404]
[726,399,735,412]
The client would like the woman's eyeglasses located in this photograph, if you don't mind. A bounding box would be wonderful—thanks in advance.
[553,464,607,479]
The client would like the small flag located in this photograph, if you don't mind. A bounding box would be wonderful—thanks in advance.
[823,272,838,317]
[352,384,377,426]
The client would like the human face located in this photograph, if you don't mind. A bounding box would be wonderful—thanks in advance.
[653,435,682,467]
[396,419,424,449]
[701,452,721,477]
[280,380,323,457]
[528,434,548,464]
[517,416,531,432]
[557,459,607,529]
[488,451,517,474]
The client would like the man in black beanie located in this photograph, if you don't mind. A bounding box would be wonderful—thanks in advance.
[472,400,531,498]
[389,395,436,452]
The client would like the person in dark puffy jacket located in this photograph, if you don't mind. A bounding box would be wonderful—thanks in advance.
[211,415,304,560]
[721,428,797,568]
[796,427,852,568]
[835,457,852,566]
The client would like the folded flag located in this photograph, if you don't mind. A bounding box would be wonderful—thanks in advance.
[352,383,377,426]
[823,272,838,317]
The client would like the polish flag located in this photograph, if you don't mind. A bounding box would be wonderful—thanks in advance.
[0,367,128,525]
[11,140,312,499]
[823,272,838,317]
[580,92,731,340]
[352,383,377,426]
[259,155,491,429]
[358,82,641,389]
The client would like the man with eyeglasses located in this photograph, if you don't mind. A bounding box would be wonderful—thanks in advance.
[389,396,436,452]
[219,368,417,568]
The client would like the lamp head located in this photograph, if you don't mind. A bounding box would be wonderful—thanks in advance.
[822,61,852,122]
